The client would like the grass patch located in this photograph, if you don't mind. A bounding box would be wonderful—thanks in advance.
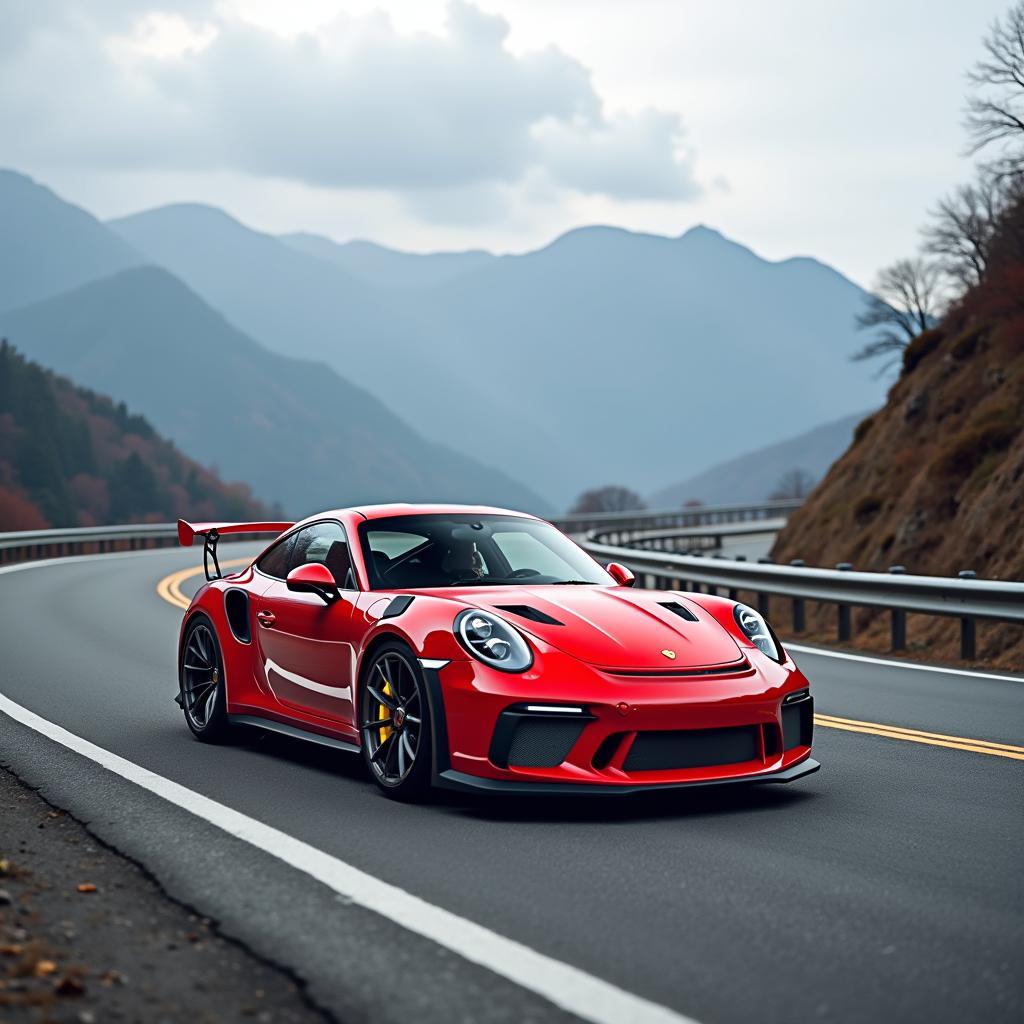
[950,323,988,361]
[854,495,883,524]
[902,328,943,373]
[931,405,1019,480]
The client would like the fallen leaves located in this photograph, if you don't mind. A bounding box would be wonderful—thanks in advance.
[76,884,97,894]
[33,959,57,977]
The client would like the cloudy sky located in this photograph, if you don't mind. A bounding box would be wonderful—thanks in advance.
[0,0,1008,284]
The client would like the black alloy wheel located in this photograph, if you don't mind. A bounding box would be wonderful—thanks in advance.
[180,617,230,742]
[359,644,432,799]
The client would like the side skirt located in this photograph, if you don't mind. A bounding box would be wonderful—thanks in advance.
[227,714,361,755]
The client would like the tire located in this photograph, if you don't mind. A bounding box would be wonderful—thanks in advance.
[179,615,231,743]
[359,642,432,801]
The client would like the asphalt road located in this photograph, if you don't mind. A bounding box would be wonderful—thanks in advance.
[0,546,1022,1024]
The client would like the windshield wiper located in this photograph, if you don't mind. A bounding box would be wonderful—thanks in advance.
[550,580,595,585]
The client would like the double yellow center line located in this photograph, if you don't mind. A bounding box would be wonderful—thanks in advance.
[156,563,1024,763]
[814,714,1024,761]
[156,558,250,611]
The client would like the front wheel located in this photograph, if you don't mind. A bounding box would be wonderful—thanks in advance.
[359,643,432,800]
[179,616,231,743]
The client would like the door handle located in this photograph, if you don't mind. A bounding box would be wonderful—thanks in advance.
[257,610,276,628]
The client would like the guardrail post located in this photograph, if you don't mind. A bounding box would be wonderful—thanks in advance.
[958,570,977,659]
[727,556,746,601]
[836,563,853,641]
[789,560,805,632]
[889,566,907,650]
[756,558,772,616]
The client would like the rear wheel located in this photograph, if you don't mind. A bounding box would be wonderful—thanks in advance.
[179,616,231,743]
[359,643,432,800]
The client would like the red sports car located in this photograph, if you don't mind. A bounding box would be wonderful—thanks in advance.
[176,505,818,799]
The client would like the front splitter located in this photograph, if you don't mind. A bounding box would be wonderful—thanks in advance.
[436,756,820,795]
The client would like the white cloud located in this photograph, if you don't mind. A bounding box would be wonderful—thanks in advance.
[0,0,701,219]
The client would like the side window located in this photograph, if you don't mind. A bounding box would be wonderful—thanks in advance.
[256,533,296,580]
[290,522,356,590]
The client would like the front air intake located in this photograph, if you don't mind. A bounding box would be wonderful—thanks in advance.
[624,726,761,771]
[782,693,814,749]
[489,705,592,768]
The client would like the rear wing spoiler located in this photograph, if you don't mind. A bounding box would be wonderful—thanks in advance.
[177,520,294,580]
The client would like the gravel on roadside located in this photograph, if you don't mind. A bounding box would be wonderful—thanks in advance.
[0,763,335,1023]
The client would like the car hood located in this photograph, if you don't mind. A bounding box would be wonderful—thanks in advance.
[444,586,743,671]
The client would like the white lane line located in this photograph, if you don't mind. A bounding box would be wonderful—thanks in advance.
[0,693,696,1024]
[786,643,1024,684]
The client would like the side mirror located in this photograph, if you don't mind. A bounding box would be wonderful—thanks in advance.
[286,563,338,604]
[606,562,636,587]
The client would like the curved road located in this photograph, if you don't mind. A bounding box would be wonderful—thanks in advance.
[1,547,1022,1024]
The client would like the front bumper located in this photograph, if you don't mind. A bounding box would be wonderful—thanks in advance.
[420,649,817,792]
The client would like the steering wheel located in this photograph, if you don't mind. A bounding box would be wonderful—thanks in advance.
[508,568,542,579]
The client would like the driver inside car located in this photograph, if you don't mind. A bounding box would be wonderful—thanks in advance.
[441,537,487,581]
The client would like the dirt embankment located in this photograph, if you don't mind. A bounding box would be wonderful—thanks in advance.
[772,282,1024,670]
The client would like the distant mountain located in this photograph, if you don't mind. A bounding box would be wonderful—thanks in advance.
[0,267,550,518]
[109,203,575,498]
[0,339,266,530]
[110,205,886,508]
[648,411,870,507]
[0,169,141,313]
[280,233,495,289]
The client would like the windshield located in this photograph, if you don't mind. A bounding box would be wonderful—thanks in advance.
[358,514,613,590]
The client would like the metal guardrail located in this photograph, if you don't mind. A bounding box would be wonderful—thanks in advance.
[0,523,272,565]
[2,511,1018,662]
[0,502,799,566]
[603,518,789,553]
[0,523,180,563]
[583,531,1024,661]
[551,499,803,537]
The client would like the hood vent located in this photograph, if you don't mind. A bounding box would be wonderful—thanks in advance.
[658,600,699,622]
[496,605,564,626]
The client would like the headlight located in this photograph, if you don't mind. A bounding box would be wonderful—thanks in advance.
[733,604,782,662]
[455,609,533,673]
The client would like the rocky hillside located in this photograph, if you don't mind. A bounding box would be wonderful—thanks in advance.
[772,212,1024,667]
[0,340,267,530]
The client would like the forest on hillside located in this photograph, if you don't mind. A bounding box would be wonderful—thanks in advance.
[0,340,266,530]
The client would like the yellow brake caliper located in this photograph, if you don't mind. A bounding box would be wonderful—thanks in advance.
[378,680,393,743]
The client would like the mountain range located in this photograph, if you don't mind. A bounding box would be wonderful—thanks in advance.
[0,264,548,517]
[648,410,870,507]
[109,204,885,506]
[1,168,886,514]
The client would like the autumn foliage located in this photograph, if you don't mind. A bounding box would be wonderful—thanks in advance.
[0,340,267,530]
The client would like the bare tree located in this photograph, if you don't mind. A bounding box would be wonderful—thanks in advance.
[769,469,815,501]
[923,171,1008,288]
[852,258,943,371]
[965,2,1024,169]
[570,485,646,514]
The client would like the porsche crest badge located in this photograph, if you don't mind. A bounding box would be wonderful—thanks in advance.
[661,649,676,660]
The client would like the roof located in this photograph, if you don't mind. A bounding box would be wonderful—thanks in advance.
[352,503,537,522]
